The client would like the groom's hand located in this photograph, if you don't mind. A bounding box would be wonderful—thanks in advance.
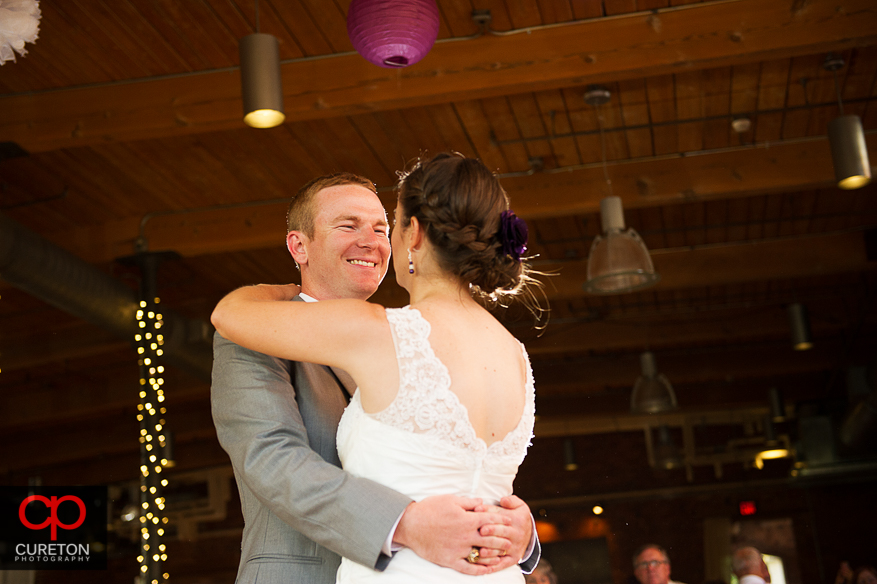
[473,495,534,570]
[393,495,512,575]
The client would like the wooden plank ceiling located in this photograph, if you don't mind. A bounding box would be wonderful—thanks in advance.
[1,0,877,523]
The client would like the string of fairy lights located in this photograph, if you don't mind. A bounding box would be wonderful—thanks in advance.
[135,297,170,584]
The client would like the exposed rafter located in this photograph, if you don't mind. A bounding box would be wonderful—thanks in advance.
[2,0,875,152]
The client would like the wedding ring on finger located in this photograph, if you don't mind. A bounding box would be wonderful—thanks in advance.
[467,547,480,564]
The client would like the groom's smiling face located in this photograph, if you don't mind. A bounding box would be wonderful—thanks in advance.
[300,184,391,300]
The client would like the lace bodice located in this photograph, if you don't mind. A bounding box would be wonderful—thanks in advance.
[334,306,532,582]
[368,306,534,461]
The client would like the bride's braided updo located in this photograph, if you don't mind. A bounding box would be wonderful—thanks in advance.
[397,153,532,302]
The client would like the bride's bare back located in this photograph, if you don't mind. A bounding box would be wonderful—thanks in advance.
[358,299,527,448]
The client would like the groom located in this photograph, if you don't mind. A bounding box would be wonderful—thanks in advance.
[212,172,539,583]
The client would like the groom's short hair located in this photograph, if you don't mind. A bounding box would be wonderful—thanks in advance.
[287,172,377,238]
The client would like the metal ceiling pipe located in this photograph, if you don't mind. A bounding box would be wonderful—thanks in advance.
[0,212,212,381]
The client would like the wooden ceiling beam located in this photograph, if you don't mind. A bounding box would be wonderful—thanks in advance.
[58,137,877,263]
[0,369,209,433]
[3,0,874,153]
[530,339,845,396]
[0,398,217,474]
[534,230,875,301]
[532,406,776,438]
[533,371,835,419]
[53,228,876,313]
[1,436,231,487]
[501,138,866,219]
[518,294,871,354]
[0,326,129,372]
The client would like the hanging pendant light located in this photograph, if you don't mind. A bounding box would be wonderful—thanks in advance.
[631,351,677,414]
[653,425,684,470]
[583,86,659,294]
[240,1,285,128]
[563,438,578,471]
[768,387,786,423]
[585,196,660,294]
[755,415,790,469]
[787,302,813,351]
[829,115,871,189]
[347,0,440,68]
[824,55,871,189]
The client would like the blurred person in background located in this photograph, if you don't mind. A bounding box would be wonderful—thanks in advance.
[633,544,685,584]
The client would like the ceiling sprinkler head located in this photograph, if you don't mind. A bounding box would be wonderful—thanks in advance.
[731,117,752,133]
[584,85,611,106]
[822,54,844,72]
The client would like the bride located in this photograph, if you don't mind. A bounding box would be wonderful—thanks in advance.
[212,153,540,583]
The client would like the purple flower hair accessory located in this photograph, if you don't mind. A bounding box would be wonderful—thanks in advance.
[499,210,528,261]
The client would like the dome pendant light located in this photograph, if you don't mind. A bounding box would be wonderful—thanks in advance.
[824,55,871,189]
[631,351,678,414]
[240,1,285,128]
[583,86,659,294]
[585,196,660,294]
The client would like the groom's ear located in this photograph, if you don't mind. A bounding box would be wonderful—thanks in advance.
[287,231,308,267]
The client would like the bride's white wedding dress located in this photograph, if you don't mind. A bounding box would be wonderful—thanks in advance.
[335,306,535,583]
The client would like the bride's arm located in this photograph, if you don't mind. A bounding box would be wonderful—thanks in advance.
[211,283,388,373]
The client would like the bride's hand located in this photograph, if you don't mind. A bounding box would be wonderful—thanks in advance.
[393,495,512,576]
[254,283,301,301]
[473,495,533,568]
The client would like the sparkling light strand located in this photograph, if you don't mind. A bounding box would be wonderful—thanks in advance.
[136,297,170,584]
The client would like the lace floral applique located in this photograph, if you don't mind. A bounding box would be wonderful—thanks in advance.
[370,307,534,461]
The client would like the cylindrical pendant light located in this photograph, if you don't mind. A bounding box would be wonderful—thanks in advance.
[653,425,684,470]
[828,115,871,189]
[563,438,578,471]
[768,387,785,423]
[824,54,871,190]
[240,33,285,128]
[755,415,789,469]
[787,302,813,351]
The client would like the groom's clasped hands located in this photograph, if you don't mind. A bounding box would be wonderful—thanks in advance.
[392,493,533,576]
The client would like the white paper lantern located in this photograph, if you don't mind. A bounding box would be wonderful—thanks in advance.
[0,0,41,65]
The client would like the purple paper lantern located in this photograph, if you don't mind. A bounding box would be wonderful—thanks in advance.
[347,0,440,68]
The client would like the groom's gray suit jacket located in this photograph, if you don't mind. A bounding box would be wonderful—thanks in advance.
[211,324,412,584]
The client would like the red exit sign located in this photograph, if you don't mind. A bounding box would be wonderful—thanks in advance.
[739,501,757,516]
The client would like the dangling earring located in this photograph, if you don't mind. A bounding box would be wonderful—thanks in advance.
[407,249,414,274]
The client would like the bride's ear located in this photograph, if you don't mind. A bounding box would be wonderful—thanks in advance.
[407,216,425,251]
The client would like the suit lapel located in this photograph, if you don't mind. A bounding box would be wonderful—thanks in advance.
[294,294,356,403]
